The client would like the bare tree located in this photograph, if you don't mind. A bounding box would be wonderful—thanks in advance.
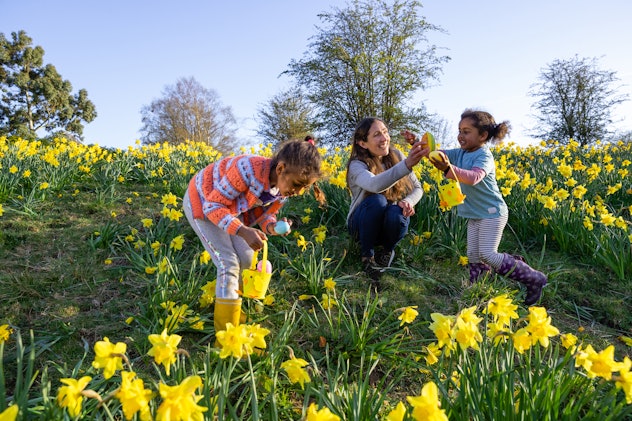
[256,87,318,149]
[140,77,238,153]
[529,56,628,146]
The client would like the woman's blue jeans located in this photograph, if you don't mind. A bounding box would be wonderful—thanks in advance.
[348,193,410,259]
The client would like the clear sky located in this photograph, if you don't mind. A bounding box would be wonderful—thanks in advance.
[2,0,631,149]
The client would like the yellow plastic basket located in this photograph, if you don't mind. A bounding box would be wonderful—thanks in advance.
[242,241,272,299]
[438,165,466,210]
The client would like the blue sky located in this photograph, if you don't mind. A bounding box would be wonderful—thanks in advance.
[2,0,631,149]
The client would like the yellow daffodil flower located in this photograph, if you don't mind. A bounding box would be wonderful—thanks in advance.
[57,376,93,418]
[115,371,154,421]
[156,376,207,421]
[281,356,311,389]
[406,381,448,421]
[91,337,127,379]
[147,329,182,375]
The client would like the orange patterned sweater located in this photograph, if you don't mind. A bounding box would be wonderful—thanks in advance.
[187,155,285,235]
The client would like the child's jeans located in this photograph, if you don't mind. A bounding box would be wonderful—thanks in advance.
[183,191,253,300]
[348,193,409,258]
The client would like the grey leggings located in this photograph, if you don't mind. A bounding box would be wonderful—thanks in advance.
[183,191,254,300]
[466,214,508,269]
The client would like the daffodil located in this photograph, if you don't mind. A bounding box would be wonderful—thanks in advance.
[454,317,482,351]
[199,280,216,308]
[199,251,211,265]
[161,192,178,206]
[147,329,182,375]
[170,234,185,250]
[424,342,442,366]
[321,293,337,310]
[525,307,559,348]
[560,333,578,351]
[428,313,455,350]
[385,402,406,421]
[0,324,13,343]
[216,323,252,359]
[297,235,308,252]
[281,356,311,389]
[512,327,532,354]
[263,294,275,306]
[406,381,448,421]
[305,402,340,420]
[57,376,92,417]
[323,277,336,291]
[614,357,632,404]
[483,294,518,326]
[156,375,207,421]
[0,404,18,420]
[244,323,270,350]
[398,306,419,326]
[575,344,597,372]
[585,345,622,380]
[91,337,127,379]
[115,371,154,421]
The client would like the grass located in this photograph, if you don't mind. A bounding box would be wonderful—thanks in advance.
[0,137,631,419]
[1,178,629,360]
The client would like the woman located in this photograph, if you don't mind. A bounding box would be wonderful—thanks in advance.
[346,117,426,288]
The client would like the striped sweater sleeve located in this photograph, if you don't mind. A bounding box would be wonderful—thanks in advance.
[194,155,270,235]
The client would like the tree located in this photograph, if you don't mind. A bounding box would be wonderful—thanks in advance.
[0,30,96,140]
[284,0,448,147]
[529,55,629,146]
[256,87,318,149]
[140,77,238,154]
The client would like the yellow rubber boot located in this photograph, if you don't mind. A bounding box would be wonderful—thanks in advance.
[213,298,242,347]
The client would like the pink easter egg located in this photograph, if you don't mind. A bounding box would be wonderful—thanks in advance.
[257,260,272,273]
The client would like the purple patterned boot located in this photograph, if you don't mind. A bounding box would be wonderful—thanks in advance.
[468,262,493,284]
[497,254,547,306]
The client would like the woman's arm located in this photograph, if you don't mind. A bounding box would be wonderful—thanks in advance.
[347,159,411,193]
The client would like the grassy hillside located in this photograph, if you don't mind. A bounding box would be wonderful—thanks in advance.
[0,137,631,419]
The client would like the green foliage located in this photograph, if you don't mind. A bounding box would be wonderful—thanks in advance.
[285,0,450,146]
[0,137,631,419]
[529,55,629,146]
[0,31,96,140]
[256,87,318,149]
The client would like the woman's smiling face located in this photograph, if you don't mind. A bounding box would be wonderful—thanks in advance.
[358,120,390,158]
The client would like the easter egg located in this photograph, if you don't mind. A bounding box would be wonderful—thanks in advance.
[422,131,436,152]
[256,260,272,274]
[274,220,290,235]
[429,150,447,165]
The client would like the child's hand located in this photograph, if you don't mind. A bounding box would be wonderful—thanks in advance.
[429,151,450,172]
[237,226,267,250]
[400,129,419,145]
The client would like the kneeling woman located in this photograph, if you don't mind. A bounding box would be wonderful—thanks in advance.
[346,117,426,288]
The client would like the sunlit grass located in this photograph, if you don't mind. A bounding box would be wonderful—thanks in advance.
[0,135,631,419]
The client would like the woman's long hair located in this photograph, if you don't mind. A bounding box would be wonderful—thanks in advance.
[346,117,413,202]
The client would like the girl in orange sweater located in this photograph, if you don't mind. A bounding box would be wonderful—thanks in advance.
[183,139,323,343]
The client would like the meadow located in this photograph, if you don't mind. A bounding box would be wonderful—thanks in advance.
[0,135,631,420]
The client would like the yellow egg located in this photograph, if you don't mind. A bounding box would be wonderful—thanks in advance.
[429,151,446,164]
